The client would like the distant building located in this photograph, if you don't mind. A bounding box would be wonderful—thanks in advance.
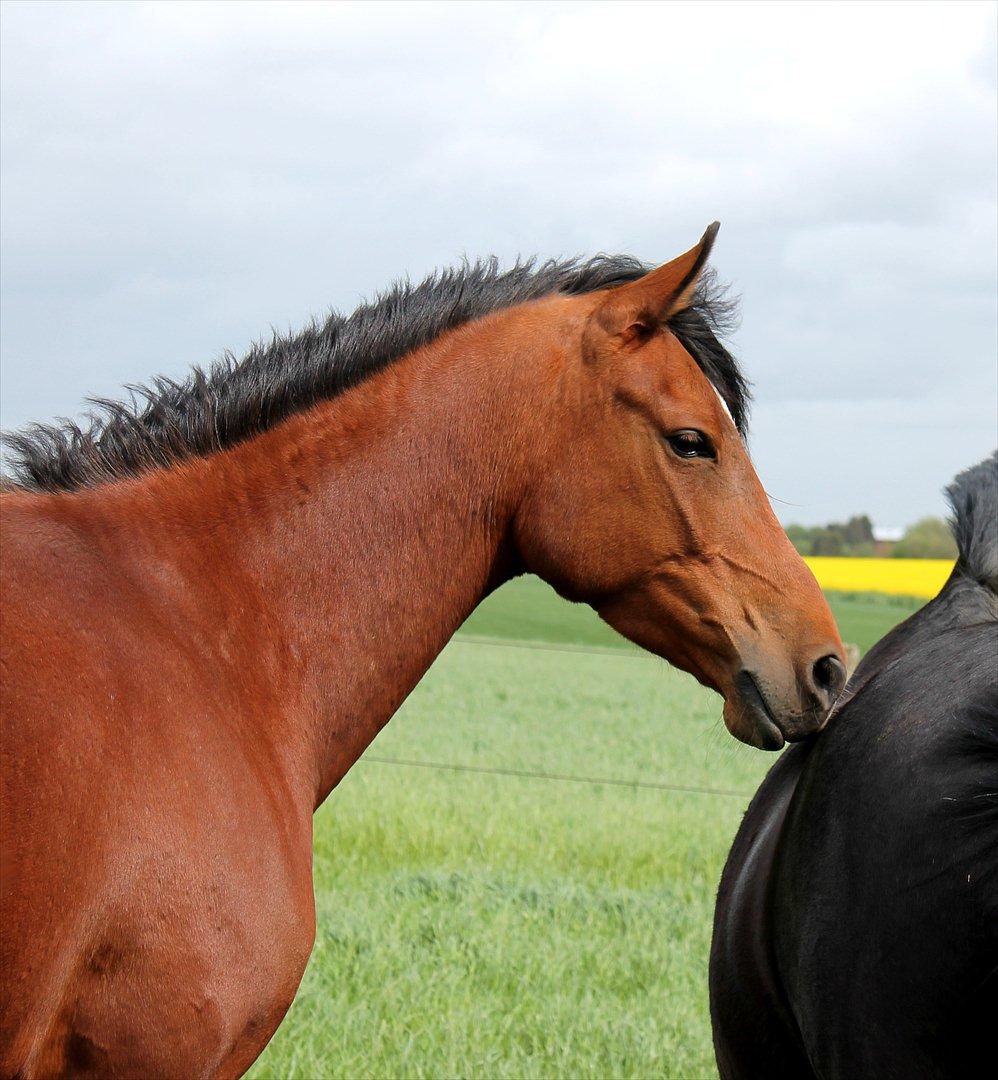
[873,525,903,557]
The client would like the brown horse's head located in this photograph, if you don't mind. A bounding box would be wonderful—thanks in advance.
[514,224,844,749]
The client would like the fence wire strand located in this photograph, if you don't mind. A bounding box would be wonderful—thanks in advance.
[358,633,752,800]
[361,754,750,799]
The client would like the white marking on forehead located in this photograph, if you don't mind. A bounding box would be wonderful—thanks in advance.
[710,382,734,423]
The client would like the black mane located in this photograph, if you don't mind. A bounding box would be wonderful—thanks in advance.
[1,255,747,493]
[946,451,998,593]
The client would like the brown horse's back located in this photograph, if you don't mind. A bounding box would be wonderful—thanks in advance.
[1,494,316,1078]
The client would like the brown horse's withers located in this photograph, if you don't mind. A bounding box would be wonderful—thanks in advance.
[0,225,843,1077]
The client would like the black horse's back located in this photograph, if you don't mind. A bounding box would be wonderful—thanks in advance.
[711,453,998,1079]
[772,600,997,1077]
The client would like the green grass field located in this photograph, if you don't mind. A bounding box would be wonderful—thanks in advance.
[249,579,920,1079]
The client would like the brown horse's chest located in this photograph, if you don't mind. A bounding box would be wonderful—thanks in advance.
[4,798,316,1079]
[61,882,313,1079]
[1,608,317,1078]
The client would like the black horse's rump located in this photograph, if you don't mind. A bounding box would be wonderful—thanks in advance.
[710,452,998,1080]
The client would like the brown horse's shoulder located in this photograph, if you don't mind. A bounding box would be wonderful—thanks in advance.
[1,879,314,1080]
[0,682,316,1079]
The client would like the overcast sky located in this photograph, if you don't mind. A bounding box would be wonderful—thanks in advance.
[2,0,995,526]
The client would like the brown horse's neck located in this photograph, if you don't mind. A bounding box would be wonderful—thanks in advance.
[63,322,554,810]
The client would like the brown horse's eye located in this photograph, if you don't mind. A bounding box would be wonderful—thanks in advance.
[666,430,716,460]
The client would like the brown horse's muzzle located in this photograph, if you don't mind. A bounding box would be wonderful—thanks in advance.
[723,649,847,750]
[595,575,847,750]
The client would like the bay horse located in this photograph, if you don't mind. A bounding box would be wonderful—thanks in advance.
[710,452,998,1079]
[1,224,844,1078]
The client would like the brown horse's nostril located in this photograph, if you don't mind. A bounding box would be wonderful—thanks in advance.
[809,654,846,710]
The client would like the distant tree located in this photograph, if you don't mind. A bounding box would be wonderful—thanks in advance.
[893,517,958,560]
[842,515,874,547]
[785,514,877,558]
[810,527,844,556]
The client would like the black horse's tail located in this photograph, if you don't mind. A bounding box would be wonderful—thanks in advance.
[946,451,998,594]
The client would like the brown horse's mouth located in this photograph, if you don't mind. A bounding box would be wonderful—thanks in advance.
[732,669,786,750]
[728,666,839,751]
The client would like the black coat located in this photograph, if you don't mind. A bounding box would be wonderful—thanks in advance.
[710,454,998,1079]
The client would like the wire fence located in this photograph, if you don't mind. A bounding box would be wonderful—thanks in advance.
[452,633,648,659]
[356,630,755,801]
[360,753,752,799]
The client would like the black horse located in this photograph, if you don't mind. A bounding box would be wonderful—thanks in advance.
[710,452,997,1079]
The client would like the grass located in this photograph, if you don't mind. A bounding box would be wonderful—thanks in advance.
[822,589,922,654]
[249,579,921,1079]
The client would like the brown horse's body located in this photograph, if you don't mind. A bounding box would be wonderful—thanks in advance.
[1,229,843,1076]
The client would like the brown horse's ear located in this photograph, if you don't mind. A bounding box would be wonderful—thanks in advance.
[594,222,719,345]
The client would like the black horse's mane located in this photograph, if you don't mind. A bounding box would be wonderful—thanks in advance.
[1,256,747,493]
[946,451,998,593]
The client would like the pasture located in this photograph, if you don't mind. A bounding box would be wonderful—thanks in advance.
[249,578,918,1079]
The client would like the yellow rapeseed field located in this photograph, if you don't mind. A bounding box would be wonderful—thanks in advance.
[804,557,954,599]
